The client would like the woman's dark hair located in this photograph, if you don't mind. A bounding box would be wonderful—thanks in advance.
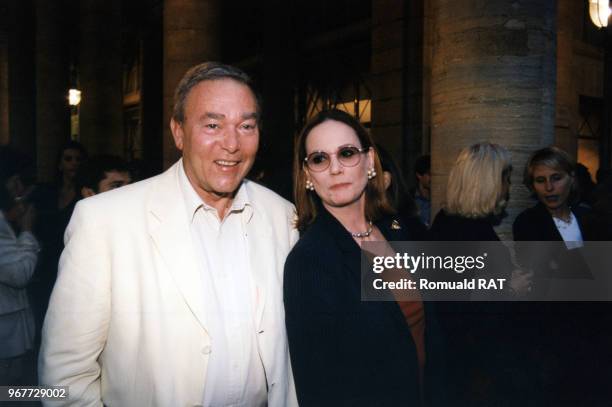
[0,146,24,211]
[376,144,417,217]
[293,109,393,231]
[55,140,88,179]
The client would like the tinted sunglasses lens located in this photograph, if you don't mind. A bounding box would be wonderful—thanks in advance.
[306,152,330,171]
[338,146,361,167]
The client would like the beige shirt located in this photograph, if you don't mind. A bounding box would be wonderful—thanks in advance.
[178,163,267,407]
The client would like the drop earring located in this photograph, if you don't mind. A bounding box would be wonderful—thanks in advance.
[367,168,377,180]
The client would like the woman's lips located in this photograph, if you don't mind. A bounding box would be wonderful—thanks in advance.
[330,182,351,190]
[544,195,559,202]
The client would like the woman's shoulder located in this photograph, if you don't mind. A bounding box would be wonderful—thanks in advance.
[430,210,499,241]
[287,219,336,260]
[513,203,547,238]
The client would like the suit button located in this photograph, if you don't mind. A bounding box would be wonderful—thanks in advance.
[201,345,212,354]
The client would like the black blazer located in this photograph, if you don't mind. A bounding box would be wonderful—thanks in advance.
[284,208,443,407]
[513,202,602,242]
[512,203,612,404]
[513,203,596,281]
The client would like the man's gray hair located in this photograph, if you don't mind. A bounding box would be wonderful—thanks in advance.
[172,62,259,124]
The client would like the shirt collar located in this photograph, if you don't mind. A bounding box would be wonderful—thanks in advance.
[178,159,253,223]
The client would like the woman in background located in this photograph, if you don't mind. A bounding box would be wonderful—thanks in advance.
[376,144,425,233]
[0,147,39,385]
[513,146,611,406]
[30,140,87,335]
[429,142,533,406]
[284,109,442,406]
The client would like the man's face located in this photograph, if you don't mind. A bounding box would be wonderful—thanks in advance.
[170,79,259,204]
[98,171,131,193]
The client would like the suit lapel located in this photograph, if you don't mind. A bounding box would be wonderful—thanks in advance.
[147,162,209,333]
[244,191,274,331]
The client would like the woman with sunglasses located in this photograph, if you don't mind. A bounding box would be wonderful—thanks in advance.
[284,109,443,406]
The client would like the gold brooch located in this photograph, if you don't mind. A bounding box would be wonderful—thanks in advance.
[391,219,401,230]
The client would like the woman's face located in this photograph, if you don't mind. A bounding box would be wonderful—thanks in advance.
[531,164,573,211]
[59,148,83,178]
[304,120,373,210]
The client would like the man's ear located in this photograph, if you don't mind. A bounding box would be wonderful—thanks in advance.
[81,187,95,198]
[170,118,184,151]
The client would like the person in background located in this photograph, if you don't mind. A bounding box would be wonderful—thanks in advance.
[513,146,611,406]
[284,109,443,406]
[574,162,596,209]
[376,144,425,236]
[0,146,39,385]
[29,140,88,329]
[76,155,131,197]
[429,142,533,406]
[413,155,431,227]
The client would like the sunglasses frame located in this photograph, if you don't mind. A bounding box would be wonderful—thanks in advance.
[303,145,369,172]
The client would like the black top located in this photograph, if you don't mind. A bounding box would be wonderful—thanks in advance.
[513,201,606,241]
[428,210,531,406]
[284,208,444,407]
[512,204,612,405]
[429,210,501,242]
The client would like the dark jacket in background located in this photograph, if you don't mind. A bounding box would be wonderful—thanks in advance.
[284,208,445,407]
[513,202,612,406]
[429,210,537,407]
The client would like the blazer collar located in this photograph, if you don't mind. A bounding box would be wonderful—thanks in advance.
[533,202,585,241]
[148,163,272,332]
[147,161,209,333]
[244,199,274,331]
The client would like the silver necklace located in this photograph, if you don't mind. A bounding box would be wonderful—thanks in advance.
[351,221,373,238]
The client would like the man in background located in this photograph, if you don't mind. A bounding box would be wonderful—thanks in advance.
[413,154,431,227]
[76,155,131,197]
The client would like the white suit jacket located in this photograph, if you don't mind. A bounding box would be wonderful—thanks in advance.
[39,161,299,407]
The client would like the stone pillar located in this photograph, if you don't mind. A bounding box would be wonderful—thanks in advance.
[555,0,578,157]
[371,0,425,189]
[35,0,70,182]
[79,0,123,156]
[371,0,405,170]
[163,0,220,169]
[430,0,557,239]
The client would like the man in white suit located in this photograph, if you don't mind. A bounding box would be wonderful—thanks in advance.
[39,62,299,406]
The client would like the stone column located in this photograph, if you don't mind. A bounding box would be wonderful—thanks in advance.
[163,0,220,169]
[371,0,405,169]
[430,0,557,239]
[35,0,70,182]
[371,0,426,188]
[555,0,578,157]
[79,0,123,156]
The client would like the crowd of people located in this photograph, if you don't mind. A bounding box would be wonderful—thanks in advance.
[0,144,132,387]
[1,61,611,406]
